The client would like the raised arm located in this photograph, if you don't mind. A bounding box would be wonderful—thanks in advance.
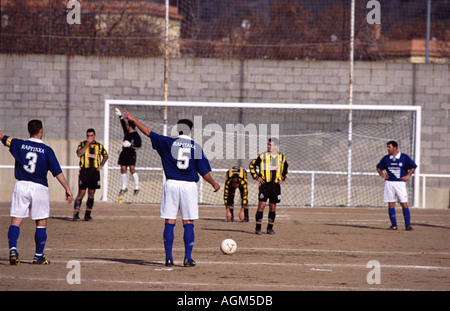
[124,110,151,137]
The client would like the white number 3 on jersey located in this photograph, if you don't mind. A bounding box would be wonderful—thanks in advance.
[176,147,190,170]
[24,151,38,173]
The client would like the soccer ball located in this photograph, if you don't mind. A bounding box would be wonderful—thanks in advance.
[220,238,237,255]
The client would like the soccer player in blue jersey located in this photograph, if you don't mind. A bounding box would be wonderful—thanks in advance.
[0,120,73,265]
[124,110,220,267]
[376,140,417,231]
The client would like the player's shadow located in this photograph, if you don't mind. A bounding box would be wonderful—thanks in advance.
[200,217,228,222]
[324,223,385,230]
[85,257,165,267]
[50,216,74,222]
[201,227,255,235]
[413,223,450,230]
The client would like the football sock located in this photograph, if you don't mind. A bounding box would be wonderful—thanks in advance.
[388,208,397,226]
[121,173,127,190]
[183,223,195,260]
[8,225,20,251]
[229,207,234,219]
[268,211,276,230]
[85,198,94,218]
[244,207,249,219]
[163,223,175,260]
[402,207,411,227]
[255,211,263,230]
[132,173,139,190]
[73,198,82,216]
[34,227,47,258]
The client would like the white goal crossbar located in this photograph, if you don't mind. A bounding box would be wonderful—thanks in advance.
[103,100,421,208]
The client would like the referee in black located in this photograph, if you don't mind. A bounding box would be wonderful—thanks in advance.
[249,138,289,235]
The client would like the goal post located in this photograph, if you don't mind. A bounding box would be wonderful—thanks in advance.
[103,100,421,208]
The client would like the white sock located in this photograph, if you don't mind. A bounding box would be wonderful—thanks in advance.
[132,172,139,190]
[121,173,127,190]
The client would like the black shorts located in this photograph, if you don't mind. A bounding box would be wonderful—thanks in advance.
[78,168,101,190]
[118,149,137,166]
[258,182,281,204]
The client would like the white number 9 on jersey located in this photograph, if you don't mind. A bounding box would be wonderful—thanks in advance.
[176,147,190,170]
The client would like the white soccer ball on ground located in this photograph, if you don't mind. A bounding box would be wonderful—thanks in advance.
[220,238,237,255]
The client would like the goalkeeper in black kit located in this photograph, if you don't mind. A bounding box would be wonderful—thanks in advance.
[115,108,142,196]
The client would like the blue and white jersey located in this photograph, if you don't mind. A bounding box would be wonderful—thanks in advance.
[149,132,211,182]
[2,136,63,188]
[376,152,417,182]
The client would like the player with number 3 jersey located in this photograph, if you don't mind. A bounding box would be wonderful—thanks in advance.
[124,110,220,267]
[1,120,73,265]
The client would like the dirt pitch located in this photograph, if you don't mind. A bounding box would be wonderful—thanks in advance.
[1,201,449,292]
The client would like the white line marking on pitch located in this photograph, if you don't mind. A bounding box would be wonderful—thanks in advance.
[8,246,446,257]
[0,274,426,291]
[14,258,448,271]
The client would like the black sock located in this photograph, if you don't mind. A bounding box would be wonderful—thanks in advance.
[85,198,94,218]
[255,211,263,230]
[73,198,82,216]
[267,211,276,230]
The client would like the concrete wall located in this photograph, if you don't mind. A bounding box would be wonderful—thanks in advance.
[0,54,448,207]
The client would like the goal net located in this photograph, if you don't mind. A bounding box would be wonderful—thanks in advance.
[104,100,421,208]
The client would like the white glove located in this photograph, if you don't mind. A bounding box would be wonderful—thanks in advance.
[122,140,132,148]
[115,108,122,117]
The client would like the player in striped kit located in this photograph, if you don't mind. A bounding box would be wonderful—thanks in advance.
[1,120,73,265]
[376,140,417,230]
[124,110,220,267]
[249,138,289,235]
[223,166,249,222]
[73,128,108,221]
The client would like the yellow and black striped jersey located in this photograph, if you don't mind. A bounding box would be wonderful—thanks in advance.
[77,140,108,169]
[249,152,289,183]
[224,166,248,207]
[226,166,248,182]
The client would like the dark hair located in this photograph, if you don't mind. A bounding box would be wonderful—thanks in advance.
[86,128,96,135]
[128,120,136,130]
[28,119,43,136]
[268,137,279,146]
[387,140,398,149]
[177,119,193,135]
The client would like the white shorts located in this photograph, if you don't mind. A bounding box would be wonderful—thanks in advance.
[160,179,198,220]
[10,181,50,220]
[383,181,408,203]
